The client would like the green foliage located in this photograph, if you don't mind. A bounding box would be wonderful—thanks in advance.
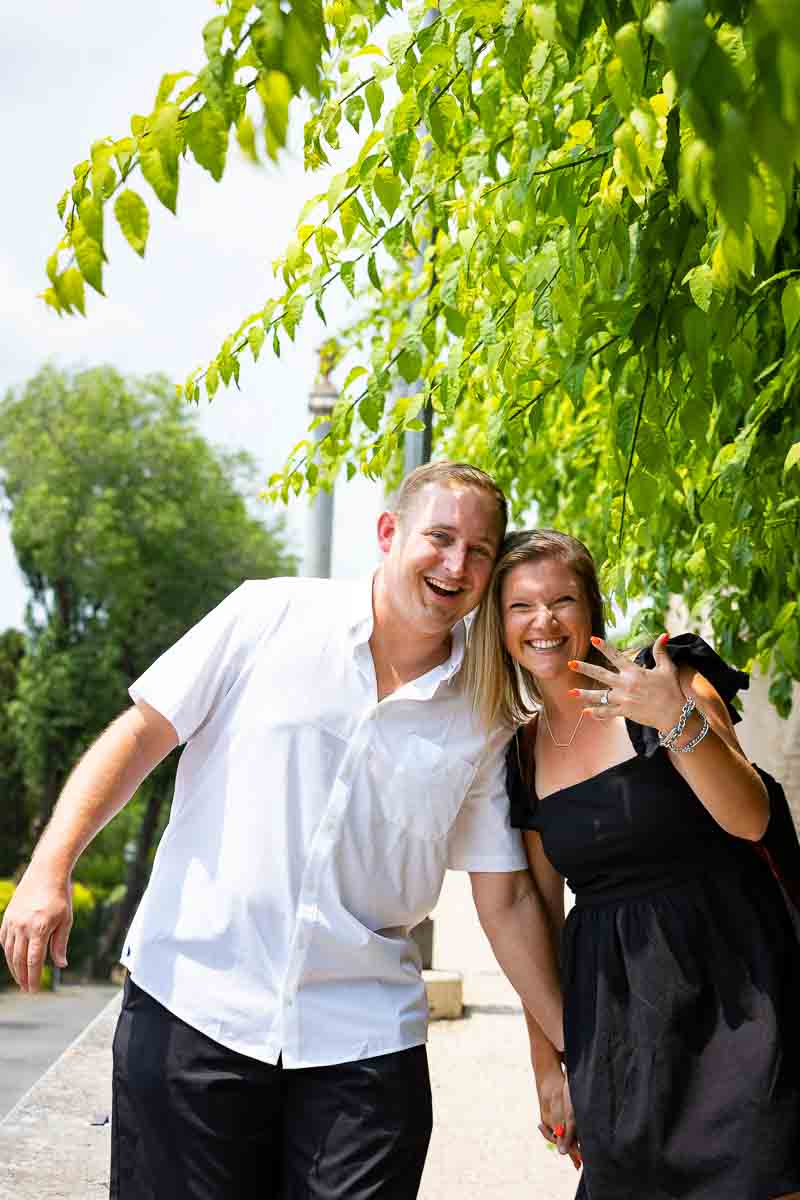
[0,365,297,888]
[43,1,800,712]
[0,630,27,877]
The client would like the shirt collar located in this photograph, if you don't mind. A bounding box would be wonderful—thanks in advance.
[347,572,466,698]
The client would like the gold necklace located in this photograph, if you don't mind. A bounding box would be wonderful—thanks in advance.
[541,703,585,749]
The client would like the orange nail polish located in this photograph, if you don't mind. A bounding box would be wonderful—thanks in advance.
[568,688,580,697]
[590,636,601,646]
[568,660,578,669]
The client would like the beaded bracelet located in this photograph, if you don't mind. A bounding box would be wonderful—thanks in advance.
[658,697,696,750]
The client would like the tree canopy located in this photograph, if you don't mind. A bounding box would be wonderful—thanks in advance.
[41,0,800,712]
[0,365,295,933]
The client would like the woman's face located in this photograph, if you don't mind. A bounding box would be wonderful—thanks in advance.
[501,556,593,684]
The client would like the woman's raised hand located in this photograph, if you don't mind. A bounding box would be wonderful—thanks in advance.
[568,633,686,732]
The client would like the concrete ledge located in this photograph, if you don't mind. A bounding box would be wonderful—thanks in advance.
[424,969,463,1021]
[0,992,120,1199]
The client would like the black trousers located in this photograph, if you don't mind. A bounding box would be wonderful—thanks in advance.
[111,978,433,1200]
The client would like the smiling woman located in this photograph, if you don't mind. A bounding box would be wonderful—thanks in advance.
[466,527,800,1200]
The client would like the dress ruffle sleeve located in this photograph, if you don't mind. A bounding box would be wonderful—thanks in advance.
[626,633,749,758]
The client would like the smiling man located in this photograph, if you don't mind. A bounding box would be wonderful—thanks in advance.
[1,461,564,1200]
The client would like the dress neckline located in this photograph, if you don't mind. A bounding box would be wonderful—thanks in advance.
[518,715,647,803]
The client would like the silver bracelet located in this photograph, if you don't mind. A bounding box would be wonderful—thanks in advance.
[667,713,710,754]
[657,697,696,750]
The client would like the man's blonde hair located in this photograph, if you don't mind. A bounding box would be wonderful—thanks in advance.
[395,462,508,543]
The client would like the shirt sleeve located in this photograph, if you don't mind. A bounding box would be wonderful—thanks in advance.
[128,580,279,744]
[446,725,528,872]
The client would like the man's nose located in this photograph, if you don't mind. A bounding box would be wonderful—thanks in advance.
[442,543,469,577]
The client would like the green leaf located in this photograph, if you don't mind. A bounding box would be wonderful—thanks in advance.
[359,389,384,431]
[342,365,368,391]
[185,105,229,181]
[114,190,149,257]
[782,279,800,340]
[374,167,402,217]
[368,254,381,289]
[388,33,414,66]
[60,267,86,316]
[784,442,800,474]
[345,95,365,133]
[137,124,178,213]
[205,361,219,398]
[236,114,259,163]
[685,263,713,312]
[78,196,104,254]
[72,221,104,294]
[713,109,751,237]
[615,24,645,90]
[152,103,180,180]
[56,189,69,221]
[258,71,291,159]
[397,346,422,383]
[248,325,265,362]
[444,307,467,336]
[749,161,786,262]
[340,260,356,296]
[366,80,384,126]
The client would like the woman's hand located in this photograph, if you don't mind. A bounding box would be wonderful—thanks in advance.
[568,633,685,733]
[536,1066,582,1169]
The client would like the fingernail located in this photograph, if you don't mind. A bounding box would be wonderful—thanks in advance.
[661,632,670,643]
[567,689,580,697]
[567,660,578,669]
[590,636,601,646]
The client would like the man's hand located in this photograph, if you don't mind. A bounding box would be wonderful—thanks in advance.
[0,865,73,992]
[537,1068,581,1170]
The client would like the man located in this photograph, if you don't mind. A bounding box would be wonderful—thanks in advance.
[1,462,565,1199]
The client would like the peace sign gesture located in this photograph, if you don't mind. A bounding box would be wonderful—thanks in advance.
[568,633,687,732]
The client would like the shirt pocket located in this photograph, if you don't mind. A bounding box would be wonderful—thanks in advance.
[380,734,477,841]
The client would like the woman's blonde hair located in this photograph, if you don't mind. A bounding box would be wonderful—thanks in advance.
[465,529,607,730]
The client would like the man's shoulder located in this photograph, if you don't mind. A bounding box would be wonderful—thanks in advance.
[235,576,365,631]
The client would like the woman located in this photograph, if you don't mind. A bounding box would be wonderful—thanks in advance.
[467,528,800,1199]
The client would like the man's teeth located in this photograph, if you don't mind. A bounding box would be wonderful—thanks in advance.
[528,638,565,649]
[425,577,462,595]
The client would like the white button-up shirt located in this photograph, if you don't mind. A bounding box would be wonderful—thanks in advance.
[123,575,525,1068]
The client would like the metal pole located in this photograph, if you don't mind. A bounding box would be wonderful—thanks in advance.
[305,362,338,578]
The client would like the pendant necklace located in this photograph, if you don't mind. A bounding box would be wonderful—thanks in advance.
[541,702,585,749]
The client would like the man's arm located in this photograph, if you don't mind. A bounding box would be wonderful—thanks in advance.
[0,701,177,992]
[469,868,564,1051]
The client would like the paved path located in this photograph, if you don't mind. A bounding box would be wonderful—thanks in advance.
[0,875,579,1198]
[0,983,118,1119]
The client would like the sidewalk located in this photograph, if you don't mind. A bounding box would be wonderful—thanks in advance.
[0,982,118,1119]
[0,873,579,1199]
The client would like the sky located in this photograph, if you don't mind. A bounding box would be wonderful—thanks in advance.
[0,2,385,631]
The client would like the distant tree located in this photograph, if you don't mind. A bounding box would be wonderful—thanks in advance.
[0,629,27,877]
[0,364,296,972]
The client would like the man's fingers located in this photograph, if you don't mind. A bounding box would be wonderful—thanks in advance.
[12,932,30,991]
[50,919,70,969]
[25,934,49,992]
[537,1121,556,1145]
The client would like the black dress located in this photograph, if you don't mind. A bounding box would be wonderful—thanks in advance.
[508,636,800,1200]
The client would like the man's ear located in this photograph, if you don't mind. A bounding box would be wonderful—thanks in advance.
[377,510,399,554]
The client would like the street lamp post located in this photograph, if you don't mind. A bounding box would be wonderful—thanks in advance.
[304,359,338,579]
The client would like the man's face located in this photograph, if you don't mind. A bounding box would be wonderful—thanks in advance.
[378,484,501,637]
